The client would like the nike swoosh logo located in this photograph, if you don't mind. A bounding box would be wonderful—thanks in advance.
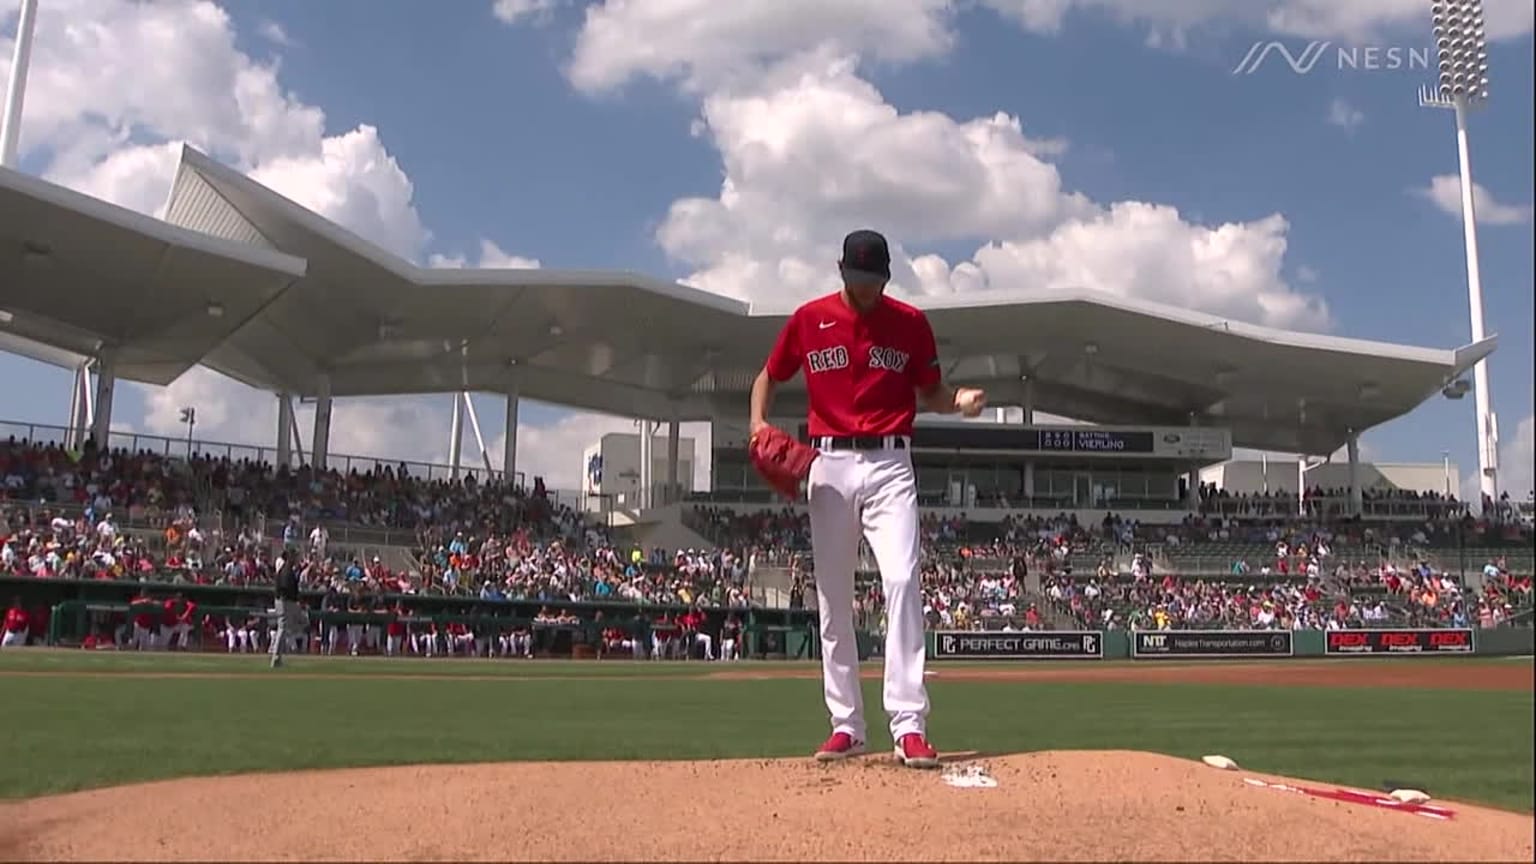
[818,321,836,329]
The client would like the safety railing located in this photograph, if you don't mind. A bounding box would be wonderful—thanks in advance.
[6,492,595,558]
[0,419,524,487]
[1,499,199,537]
[1144,556,1380,576]
[685,490,1487,521]
[1199,496,1469,520]
[688,490,1196,511]
[255,519,423,550]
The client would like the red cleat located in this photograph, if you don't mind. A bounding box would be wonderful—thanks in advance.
[894,733,940,769]
[814,731,866,762]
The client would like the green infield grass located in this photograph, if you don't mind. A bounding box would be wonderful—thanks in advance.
[1,650,1530,811]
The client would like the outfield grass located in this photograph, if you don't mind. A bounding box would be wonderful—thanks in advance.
[2,651,1531,810]
[2,650,1523,677]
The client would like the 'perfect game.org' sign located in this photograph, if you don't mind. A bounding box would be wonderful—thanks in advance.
[933,631,1103,660]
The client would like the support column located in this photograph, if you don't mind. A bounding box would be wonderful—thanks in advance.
[311,376,332,471]
[449,393,465,480]
[1021,377,1036,425]
[0,0,39,169]
[1185,412,1200,509]
[638,420,654,509]
[90,350,117,450]
[1297,455,1307,517]
[503,386,520,488]
[1453,100,1499,506]
[66,362,85,450]
[1346,432,1362,518]
[276,393,294,468]
[666,417,680,506]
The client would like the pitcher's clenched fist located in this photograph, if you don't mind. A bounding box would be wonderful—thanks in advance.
[953,387,986,417]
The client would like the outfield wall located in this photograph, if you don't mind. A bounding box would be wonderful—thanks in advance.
[12,576,1530,661]
[926,627,1535,660]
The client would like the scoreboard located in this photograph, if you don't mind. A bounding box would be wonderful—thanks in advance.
[798,423,1231,461]
[1034,429,1152,453]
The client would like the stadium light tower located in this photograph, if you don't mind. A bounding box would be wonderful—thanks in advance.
[1419,0,1498,508]
[1,0,40,168]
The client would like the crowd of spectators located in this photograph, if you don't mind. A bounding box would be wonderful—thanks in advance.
[411,530,752,608]
[3,434,1532,648]
[692,495,1533,634]
[0,438,751,611]
[1039,536,1532,632]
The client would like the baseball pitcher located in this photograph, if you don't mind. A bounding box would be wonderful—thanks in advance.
[749,228,985,769]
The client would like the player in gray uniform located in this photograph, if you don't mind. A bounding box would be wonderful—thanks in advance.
[270,545,307,668]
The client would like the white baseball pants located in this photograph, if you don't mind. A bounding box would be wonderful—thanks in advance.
[807,445,928,743]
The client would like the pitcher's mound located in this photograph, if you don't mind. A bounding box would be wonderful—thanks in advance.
[1,751,1530,862]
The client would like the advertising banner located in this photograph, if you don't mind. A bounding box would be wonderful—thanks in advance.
[1323,629,1474,655]
[1131,630,1293,659]
[934,631,1103,660]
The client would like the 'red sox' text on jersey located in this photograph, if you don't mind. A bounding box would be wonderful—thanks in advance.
[763,292,941,437]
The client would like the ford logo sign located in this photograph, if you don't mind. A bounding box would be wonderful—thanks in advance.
[1162,434,1181,443]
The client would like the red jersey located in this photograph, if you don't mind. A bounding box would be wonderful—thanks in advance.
[131,598,157,629]
[4,607,27,632]
[764,293,940,437]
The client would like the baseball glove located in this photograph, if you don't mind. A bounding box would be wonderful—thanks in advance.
[749,425,818,500]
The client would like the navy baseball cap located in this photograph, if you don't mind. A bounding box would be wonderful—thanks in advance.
[839,229,891,284]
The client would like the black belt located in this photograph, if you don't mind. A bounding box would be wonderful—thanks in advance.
[814,435,909,451]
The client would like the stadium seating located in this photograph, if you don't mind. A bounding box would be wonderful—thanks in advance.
[2,435,1530,645]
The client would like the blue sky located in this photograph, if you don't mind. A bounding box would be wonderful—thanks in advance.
[1,0,1532,494]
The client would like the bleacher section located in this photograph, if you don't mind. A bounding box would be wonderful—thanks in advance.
[3,434,1530,650]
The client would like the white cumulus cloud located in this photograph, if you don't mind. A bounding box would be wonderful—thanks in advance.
[643,49,1329,329]
[1494,413,1536,502]
[493,0,559,26]
[1327,98,1364,132]
[564,0,1532,95]
[4,0,433,261]
[0,0,661,492]
[981,0,1533,43]
[429,239,542,270]
[1417,175,1535,227]
[567,0,956,94]
[257,19,295,47]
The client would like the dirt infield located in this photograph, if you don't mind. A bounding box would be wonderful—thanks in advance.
[718,659,1534,691]
[1,751,1529,862]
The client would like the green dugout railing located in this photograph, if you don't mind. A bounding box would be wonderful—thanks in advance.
[22,573,821,659]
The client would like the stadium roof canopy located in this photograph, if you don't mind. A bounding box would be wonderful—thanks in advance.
[0,145,1494,456]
